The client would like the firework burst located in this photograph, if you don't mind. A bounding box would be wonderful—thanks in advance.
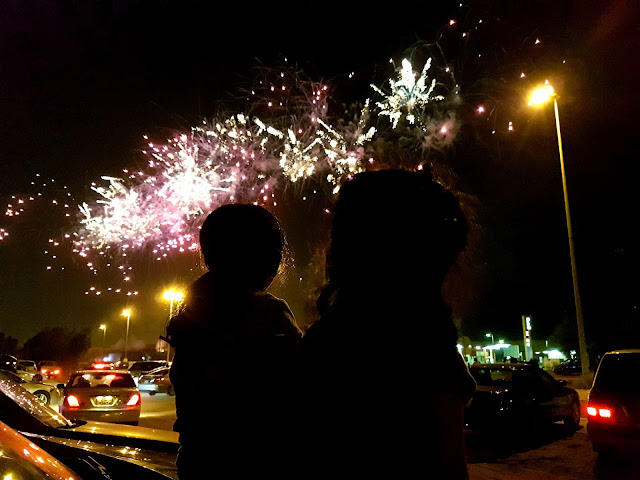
[3,53,461,295]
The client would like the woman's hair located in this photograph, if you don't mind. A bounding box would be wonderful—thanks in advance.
[199,203,284,290]
[319,168,468,309]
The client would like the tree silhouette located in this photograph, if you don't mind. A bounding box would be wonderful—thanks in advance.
[22,327,91,367]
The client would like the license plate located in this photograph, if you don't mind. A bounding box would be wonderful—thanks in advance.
[91,395,116,406]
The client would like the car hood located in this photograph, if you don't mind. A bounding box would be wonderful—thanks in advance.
[23,430,179,479]
[69,420,179,444]
[474,385,511,394]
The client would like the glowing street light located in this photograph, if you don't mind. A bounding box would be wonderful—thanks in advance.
[528,84,555,106]
[163,290,184,316]
[162,290,184,362]
[99,324,107,348]
[121,309,131,362]
[529,82,589,376]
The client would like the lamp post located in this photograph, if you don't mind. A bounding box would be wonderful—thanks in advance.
[121,309,131,362]
[529,83,589,376]
[99,324,106,349]
[484,333,495,363]
[162,290,184,362]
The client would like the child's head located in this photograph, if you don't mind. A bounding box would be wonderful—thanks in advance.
[199,203,284,291]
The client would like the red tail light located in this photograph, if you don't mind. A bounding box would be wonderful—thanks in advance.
[127,394,141,406]
[65,395,80,408]
[587,403,613,419]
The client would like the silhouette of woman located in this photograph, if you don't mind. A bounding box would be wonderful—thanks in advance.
[298,168,475,479]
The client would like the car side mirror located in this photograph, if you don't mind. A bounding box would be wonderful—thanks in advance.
[56,383,66,389]
[557,379,567,387]
[31,374,44,383]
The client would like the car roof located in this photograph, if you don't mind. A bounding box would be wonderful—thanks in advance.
[603,349,640,355]
[469,362,531,370]
[470,362,529,366]
[72,369,132,375]
[145,366,170,373]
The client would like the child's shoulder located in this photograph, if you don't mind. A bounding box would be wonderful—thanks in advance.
[255,291,291,308]
[252,292,301,335]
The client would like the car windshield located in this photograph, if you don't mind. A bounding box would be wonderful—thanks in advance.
[69,372,136,388]
[470,368,514,387]
[0,380,73,429]
[593,353,640,393]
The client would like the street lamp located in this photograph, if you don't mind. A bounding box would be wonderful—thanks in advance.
[162,290,184,362]
[485,332,494,345]
[163,290,184,317]
[121,309,131,362]
[99,324,107,348]
[529,83,589,376]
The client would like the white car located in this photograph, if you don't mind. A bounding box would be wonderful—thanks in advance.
[0,369,61,406]
[17,359,38,374]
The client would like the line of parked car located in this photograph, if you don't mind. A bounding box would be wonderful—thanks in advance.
[1,347,638,477]
[463,360,582,440]
[462,349,640,462]
[0,355,180,478]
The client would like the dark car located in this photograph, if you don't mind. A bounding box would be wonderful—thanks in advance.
[464,362,581,438]
[0,375,179,479]
[0,353,18,372]
[553,358,582,375]
[37,360,65,381]
[587,349,640,457]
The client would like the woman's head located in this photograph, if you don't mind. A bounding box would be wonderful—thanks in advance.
[199,203,284,291]
[326,169,468,295]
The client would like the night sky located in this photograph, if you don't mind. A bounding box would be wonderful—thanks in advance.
[1,1,638,355]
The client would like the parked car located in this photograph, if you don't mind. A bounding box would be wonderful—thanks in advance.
[587,349,640,457]
[0,376,179,479]
[0,353,18,372]
[464,362,581,438]
[138,366,174,396]
[59,370,141,425]
[37,360,65,381]
[0,419,81,480]
[0,369,61,406]
[17,359,38,374]
[553,358,582,375]
[128,360,167,385]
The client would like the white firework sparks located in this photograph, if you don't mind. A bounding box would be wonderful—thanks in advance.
[371,58,444,128]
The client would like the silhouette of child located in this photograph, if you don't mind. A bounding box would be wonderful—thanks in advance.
[165,203,302,479]
[298,168,475,479]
